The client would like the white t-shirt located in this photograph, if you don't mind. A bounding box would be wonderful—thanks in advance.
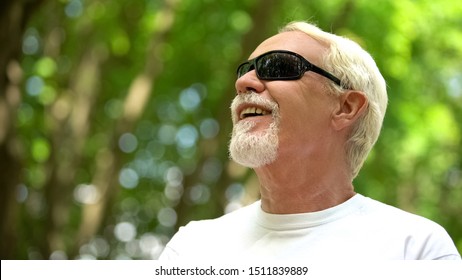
[159,194,461,260]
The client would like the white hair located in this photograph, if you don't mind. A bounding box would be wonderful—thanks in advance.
[280,21,388,177]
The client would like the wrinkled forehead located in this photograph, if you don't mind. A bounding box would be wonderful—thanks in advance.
[249,31,329,65]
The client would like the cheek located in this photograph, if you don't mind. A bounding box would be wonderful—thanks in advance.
[267,81,335,137]
[277,98,334,146]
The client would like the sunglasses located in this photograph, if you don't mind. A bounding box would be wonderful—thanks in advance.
[236,50,342,86]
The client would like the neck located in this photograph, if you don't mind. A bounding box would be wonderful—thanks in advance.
[254,157,355,214]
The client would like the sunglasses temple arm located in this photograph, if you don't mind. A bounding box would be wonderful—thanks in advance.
[309,65,342,87]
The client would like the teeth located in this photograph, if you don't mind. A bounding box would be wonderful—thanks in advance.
[240,107,270,119]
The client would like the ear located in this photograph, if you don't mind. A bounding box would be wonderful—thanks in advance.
[331,91,368,131]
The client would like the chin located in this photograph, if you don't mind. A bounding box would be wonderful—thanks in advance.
[229,132,279,169]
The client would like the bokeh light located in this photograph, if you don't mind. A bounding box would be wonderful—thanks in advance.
[114,222,137,242]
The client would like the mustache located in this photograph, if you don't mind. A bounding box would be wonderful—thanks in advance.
[230,92,279,124]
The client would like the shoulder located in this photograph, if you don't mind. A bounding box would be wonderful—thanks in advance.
[159,201,260,260]
[358,195,461,260]
[359,196,444,229]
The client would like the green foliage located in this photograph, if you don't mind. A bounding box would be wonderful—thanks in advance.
[5,0,462,259]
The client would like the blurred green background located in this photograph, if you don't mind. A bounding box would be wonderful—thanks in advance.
[1,0,461,259]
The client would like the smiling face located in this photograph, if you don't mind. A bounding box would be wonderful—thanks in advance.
[229,92,281,167]
[229,31,339,168]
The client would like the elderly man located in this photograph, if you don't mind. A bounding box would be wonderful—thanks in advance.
[159,21,460,260]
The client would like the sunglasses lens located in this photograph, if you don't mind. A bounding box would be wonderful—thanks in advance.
[237,62,252,78]
[256,53,303,79]
[236,50,342,86]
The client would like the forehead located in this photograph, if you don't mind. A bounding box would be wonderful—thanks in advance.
[250,31,328,65]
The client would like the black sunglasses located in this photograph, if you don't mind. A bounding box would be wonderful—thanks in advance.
[236,50,342,86]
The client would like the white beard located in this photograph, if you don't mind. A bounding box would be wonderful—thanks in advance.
[228,93,280,168]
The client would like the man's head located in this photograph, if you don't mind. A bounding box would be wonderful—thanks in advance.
[229,21,387,178]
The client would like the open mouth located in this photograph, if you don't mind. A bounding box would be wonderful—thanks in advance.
[239,106,271,120]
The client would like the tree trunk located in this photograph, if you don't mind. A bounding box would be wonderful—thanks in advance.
[0,0,46,260]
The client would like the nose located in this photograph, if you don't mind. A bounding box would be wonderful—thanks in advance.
[235,70,265,95]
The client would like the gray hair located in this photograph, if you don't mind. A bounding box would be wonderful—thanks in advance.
[280,21,388,178]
